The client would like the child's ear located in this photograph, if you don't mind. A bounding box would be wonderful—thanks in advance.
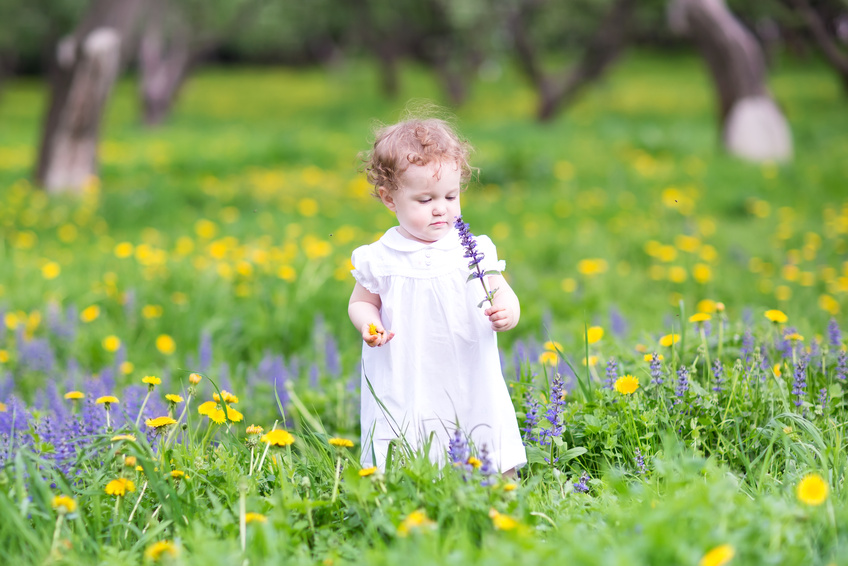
[378,186,397,212]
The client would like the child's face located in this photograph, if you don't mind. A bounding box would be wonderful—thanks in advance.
[379,160,461,244]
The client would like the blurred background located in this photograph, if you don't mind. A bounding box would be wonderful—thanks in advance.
[0,0,847,401]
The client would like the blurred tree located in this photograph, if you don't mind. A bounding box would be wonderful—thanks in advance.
[504,0,637,121]
[139,0,268,126]
[35,0,144,192]
[669,0,793,162]
[780,0,848,92]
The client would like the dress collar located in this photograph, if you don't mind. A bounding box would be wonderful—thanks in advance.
[380,226,461,252]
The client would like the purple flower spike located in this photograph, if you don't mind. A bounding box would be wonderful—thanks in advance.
[454,215,498,307]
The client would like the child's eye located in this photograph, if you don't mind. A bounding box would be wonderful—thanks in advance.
[418,199,431,203]
[446,196,457,201]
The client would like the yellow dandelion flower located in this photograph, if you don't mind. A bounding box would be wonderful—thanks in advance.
[223,406,243,422]
[52,495,77,514]
[659,334,680,347]
[208,409,227,425]
[368,323,378,336]
[246,424,264,435]
[329,437,354,448]
[765,309,788,323]
[489,508,519,531]
[699,544,735,566]
[64,391,84,400]
[169,470,186,478]
[502,483,517,492]
[145,416,177,429]
[797,473,829,506]
[80,305,100,323]
[538,351,558,366]
[586,326,604,344]
[0,402,6,412]
[145,540,179,561]
[142,375,161,386]
[689,313,712,323]
[467,457,482,469]
[614,375,640,395]
[0,350,8,363]
[165,394,184,404]
[644,354,664,362]
[543,341,563,352]
[212,390,239,404]
[155,334,176,355]
[245,512,267,524]
[197,401,218,416]
[188,372,203,384]
[397,509,436,537]
[261,429,295,447]
[96,396,119,405]
[102,335,121,352]
[581,355,599,367]
[41,261,61,279]
[111,434,136,442]
[785,333,804,342]
[359,466,378,477]
[696,299,717,314]
[124,456,137,467]
[104,478,135,496]
[773,364,782,377]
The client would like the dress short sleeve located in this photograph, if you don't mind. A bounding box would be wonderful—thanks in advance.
[351,245,382,295]
[476,235,506,273]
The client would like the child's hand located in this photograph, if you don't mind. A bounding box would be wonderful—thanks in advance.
[361,322,395,347]
[484,305,518,332]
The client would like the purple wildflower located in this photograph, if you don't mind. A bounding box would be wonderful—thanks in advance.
[777,328,796,360]
[605,357,618,390]
[810,337,821,360]
[818,388,828,414]
[198,331,213,372]
[538,375,566,446]
[454,215,496,306]
[521,390,541,443]
[609,305,629,338]
[448,429,470,471]
[573,472,590,493]
[740,328,754,365]
[712,359,724,393]
[650,353,664,386]
[828,318,842,348]
[674,366,689,405]
[792,356,808,408]
[479,444,498,486]
[836,350,847,381]
[634,448,647,475]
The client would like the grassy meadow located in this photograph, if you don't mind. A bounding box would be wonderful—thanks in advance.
[0,53,847,564]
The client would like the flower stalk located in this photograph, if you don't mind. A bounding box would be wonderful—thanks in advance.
[454,216,499,307]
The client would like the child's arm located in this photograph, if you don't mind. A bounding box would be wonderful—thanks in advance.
[483,274,520,332]
[349,282,395,347]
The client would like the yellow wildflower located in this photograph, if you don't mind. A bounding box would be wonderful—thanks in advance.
[659,334,680,347]
[64,391,84,400]
[368,323,378,336]
[489,508,519,531]
[614,375,640,395]
[245,512,267,524]
[797,473,829,506]
[52,495,77,514]
[188,372,203,385]
[111,434,136,442]
[145,540,179,561]
[169,470,187,479]
[586,326,604,344]
[261,429,295,447]
[96,396,119,405]
[502,483,517,492]
[773,364,782,378]
[785,333,804,342]
[644,354,664,362]
[146,416,177,429]
[246,424,264,435]
[467,457,482,469]
[543,341,562,352]
[124,456,137,467]
[213,390,239,404]
[104,478,135,496]
[142,375,161,386]
[165,394,184,404]
[397,509,436,537]
[102,335,121,352]
[539,351,558,366]
[765,309,788,323]
[689,313,712,323]
[699,544,735,566]
[359,466,378,477]
[329,437,354,448]
[155,334,176,355]
[80,305,100,323]
[197,401,218,416]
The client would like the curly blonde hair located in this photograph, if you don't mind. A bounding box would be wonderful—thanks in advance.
[363,117,474,197]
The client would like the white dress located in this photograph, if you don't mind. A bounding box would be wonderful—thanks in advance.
[351,226,527,472]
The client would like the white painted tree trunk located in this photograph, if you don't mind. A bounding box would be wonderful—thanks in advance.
[37,29,121,193]
[670,0,793,163]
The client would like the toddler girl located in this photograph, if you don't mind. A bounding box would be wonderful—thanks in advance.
[348,117,526,473]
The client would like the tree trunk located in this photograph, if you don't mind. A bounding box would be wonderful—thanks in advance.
[35,0,144,193]
[670,0,792,162]
[509,0,635,122]
[788,0,848,94]
[139,2,194,127]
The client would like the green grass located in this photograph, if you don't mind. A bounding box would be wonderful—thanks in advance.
[0,52,846,564]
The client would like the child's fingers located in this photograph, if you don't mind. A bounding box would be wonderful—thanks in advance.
[484,306,505,317]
